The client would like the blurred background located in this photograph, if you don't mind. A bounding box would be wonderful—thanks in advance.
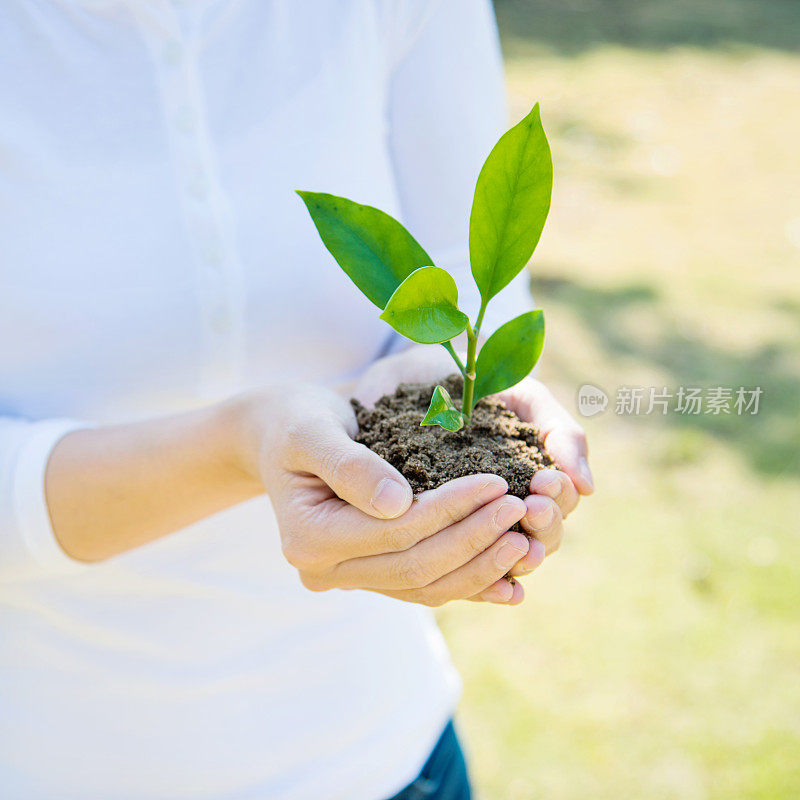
[438,2,800,798]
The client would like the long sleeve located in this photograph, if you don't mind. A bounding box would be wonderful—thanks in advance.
[0,416,89,577]
[386,0,534,336]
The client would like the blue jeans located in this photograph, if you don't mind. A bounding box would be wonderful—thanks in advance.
[386,721,472,800]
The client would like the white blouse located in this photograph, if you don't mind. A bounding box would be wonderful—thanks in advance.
[0,1,529,798]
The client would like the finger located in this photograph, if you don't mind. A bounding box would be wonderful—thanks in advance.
[508,536,547,577]
[518,495,563,557]
[529,468,580,517]
[330,494,527,590]
[470,577,526,605]
[384,532,530,607]
[501,380,594,495]
[287,409,413,519]
[320,473,512,562]
[544,428,594,496]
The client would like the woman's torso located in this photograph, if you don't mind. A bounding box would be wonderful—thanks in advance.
[0,2,460,797]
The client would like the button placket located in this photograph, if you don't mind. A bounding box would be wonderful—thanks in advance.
[162,39,183,66]
[185,162,208,199]
[147,9,246,398]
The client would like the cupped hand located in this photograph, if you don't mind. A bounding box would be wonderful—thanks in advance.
[239,384,531,606]
[497,377,593,576]
[353,346,594,585]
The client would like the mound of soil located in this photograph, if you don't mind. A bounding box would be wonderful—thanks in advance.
[351,374,553,499]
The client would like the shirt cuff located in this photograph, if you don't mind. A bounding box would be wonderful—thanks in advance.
[12,419,93,573]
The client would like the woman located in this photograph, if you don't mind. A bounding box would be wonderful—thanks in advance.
[0,1,592,798]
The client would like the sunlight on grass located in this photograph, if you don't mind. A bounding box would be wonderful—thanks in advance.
[439,4,800,797]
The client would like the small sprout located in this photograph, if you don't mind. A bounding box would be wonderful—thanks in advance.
[298,103,553,430]
[420,385,464,432]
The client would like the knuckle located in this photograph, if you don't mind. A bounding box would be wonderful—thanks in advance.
[392,555,429,589]
[324,448,362,489]
[440,505,463,530]
[436,488,469,529]
[466,564,498,594]
[463,519,493,555]
[282,418,311,461]
[382,524,415,553]
[281,534,318,571]
[417,589,446,608]
[298,571,330,592]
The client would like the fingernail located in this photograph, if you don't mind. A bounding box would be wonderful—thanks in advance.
[493,580,514,602]
[479,477,508,502]
[495,535,529,569]
[535,471,562,495]
[371,478,411,518]
[528,500,556,530]
[493,501,524,532]
[579,457,594,492]
[517,539,546,574]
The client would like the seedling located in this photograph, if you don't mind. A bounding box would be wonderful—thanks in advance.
[298,104,552,432]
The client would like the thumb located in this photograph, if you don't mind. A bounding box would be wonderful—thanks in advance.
[293,411,413,519]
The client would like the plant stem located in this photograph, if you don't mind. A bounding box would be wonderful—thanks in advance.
[442,341,466,376]
[474,298,488,339]
[461,299,488,423]
[461,322,478,423]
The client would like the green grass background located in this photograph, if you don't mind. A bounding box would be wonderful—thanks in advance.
[438,2,800,797]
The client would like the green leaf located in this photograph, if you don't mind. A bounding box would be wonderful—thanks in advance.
[469,103,553,303]
[379,267,469,344]
[473,310,545,402]
[297,191,432,308]
[421,385,464,432]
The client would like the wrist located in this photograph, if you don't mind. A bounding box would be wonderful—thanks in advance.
[214,390,277,493]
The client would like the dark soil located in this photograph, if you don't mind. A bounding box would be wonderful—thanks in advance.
[351,374,554,500]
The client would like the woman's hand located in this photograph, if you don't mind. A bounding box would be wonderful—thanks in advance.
[497,377,593,577]
[237,385,531,606]
[45,346,585,605]
[352,346,593,585]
